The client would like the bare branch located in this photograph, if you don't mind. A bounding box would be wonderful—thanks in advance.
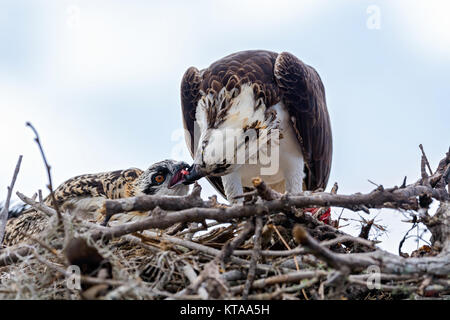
[419,144,433,176]
[0,155,23,243]
[230,270,329,294]
[242,216,263,299]
[26,122,63,226]
[101,183,206,226]
[218,220,255,264]
[0,246,32,267]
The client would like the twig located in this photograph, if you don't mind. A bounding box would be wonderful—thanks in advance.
[367,179,380,188]
[16,192,54,217]
[0,246,32,267]
[26,122,63,227]
[130,230,279,273]
[270,221,301,272]
[293,225,356,270]
[242,216,263,299]
[398,221,418,257]
[358,219,374,240]
[0,155,23,243]
[230,270,329,294]
[218,220,255,265]
[231,235,376,257]
[181,263,209,299]
[32,251,126,287]
[17,231,65,265]
[101,183,206,226]
[252,177,282,200]
[419,144,433,176]
[421,155,431,187]
[177,221,221,236]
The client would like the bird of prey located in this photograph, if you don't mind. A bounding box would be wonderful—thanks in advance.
[2,160,190,246]
[181,50,332,201]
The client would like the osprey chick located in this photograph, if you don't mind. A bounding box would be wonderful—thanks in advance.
[3,160,190,246]
[181,50,332,201]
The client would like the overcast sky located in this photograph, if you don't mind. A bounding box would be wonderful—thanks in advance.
[0,0,449,254]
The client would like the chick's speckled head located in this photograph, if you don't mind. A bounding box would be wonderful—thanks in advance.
[134,160,190,196]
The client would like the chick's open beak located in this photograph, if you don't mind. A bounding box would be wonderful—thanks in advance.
[168,164,190,189]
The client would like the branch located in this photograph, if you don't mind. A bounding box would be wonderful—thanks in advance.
[26,122,63,226]
[294,224,450,276]
[252,177,282,200]
[100,183,205,226]
[95,181,448,220]
[242,216,263,299]
[124,230,281,273]
[419,144,433,176]
[0,155,23,243]
[230,270,329,294]
[87,182,448,243]
[16,192,54,217]
[231,235,375,257]
[293,225,349,270]
[218,220,255,264]
[0,246,32,267]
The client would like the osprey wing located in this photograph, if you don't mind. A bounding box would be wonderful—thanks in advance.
[47,168,144,207]
[274,52,333,190]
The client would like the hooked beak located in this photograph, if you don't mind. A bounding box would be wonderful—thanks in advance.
[182,164,206,185]
[168,163,190,189]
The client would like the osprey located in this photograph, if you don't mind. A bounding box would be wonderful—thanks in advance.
[181,50,332,201]
[3,159,190,246]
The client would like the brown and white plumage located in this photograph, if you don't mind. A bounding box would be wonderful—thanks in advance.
[2,160,190,246]
[181,50,332,200]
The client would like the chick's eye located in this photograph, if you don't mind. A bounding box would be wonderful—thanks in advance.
[154,174,165,184]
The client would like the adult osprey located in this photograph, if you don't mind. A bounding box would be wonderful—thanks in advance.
[181,50,332,201]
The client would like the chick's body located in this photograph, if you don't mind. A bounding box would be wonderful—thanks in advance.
[2,160,190,246]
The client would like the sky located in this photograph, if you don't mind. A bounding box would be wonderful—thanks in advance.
[0,0,449,254]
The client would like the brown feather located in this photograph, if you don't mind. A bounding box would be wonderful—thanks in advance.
[47,168,144,207]
[274,52,332,190]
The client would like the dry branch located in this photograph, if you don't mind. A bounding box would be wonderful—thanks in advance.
[87,182,448,243]
[230,270,329,294]
[242,216,263,299]
[0,155,23,243]
[26,122,65,236]
[101,183,206,225]
[0,246,32,267]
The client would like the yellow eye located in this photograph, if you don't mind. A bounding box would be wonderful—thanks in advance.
[154,175,165,184]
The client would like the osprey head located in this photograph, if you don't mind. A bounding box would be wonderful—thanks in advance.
[135,160,190,196]
[183,84,278,185]
[183,128,241,184]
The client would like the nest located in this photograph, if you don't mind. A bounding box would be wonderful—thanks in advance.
[1,202,445,300]
[1,125,448,300]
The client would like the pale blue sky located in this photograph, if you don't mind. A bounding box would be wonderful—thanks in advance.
[0,0,449,253]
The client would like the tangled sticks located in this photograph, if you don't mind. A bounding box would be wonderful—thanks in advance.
[1,147,449,299]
